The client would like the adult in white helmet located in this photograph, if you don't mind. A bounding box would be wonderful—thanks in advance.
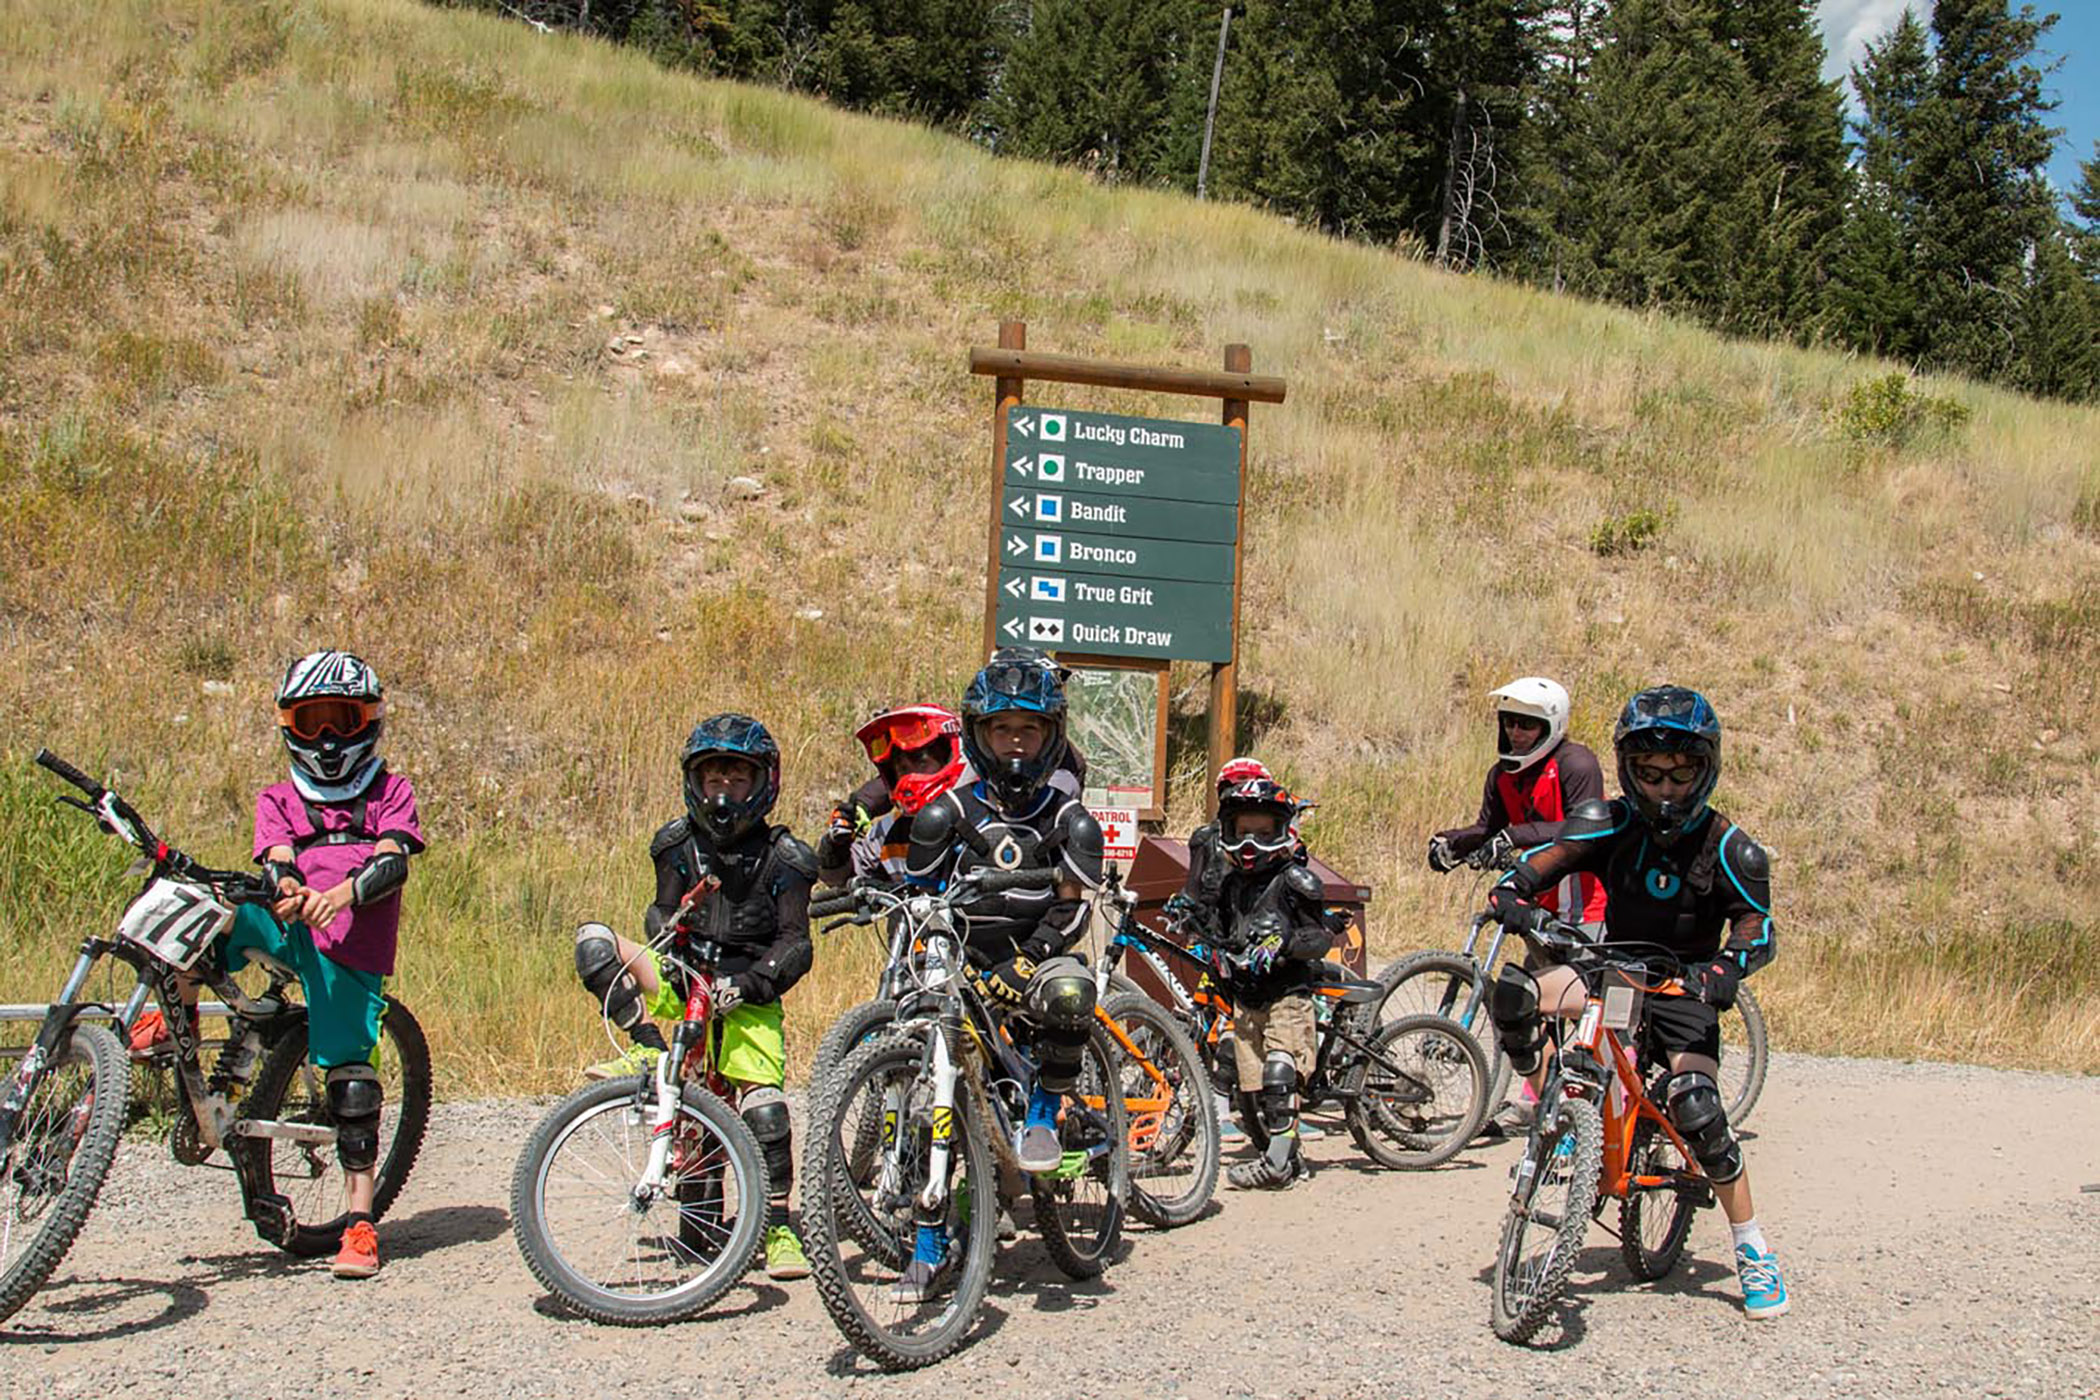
[1428,677,1608,930]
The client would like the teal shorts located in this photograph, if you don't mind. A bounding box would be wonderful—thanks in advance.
[640,949,786,1090]
[223,903,388,1070]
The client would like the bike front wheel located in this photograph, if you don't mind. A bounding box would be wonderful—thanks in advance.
[803,1028,997,1371]
[1033,1023,1129,1278]
[0,1023,130,1325]
[511,1077,767,1324]
[1346,1013,1491,1169]
[1717,985,1769,1125]
[1490,1094,1602,1344]
[1373,951,1512,1113]
[1101,992,1218,1229]
[239,997,433,1258]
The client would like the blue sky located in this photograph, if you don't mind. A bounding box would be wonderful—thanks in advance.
[1818,1,2097,197]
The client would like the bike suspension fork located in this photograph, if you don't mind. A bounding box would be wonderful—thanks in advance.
[915,1015,963,1216]
[637,1021,697,1194]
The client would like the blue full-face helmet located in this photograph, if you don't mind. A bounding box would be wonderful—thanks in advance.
[1612,686,1721,839]
[682,713,780,845]
[960,647,1070,812]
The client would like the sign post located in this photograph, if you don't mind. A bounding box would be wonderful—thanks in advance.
[972,322,1286,820]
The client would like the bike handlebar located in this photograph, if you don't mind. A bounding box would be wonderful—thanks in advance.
[809,867,1059,922]
[34,748,102,799]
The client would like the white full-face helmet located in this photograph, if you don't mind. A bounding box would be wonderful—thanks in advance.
[1488,676,1570,774]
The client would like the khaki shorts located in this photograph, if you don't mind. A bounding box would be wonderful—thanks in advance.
[1231,993,1317,1093]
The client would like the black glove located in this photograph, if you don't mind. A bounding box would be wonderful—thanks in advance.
[982,955,1036,1007]
[1427,835,1459,873]
[1476,830,1516,870]
[1694,958,1740,1010]
[1487,887,1550,936]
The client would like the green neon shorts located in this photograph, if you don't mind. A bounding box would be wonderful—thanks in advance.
[641,949,786,1090]
[221,903,387,1070]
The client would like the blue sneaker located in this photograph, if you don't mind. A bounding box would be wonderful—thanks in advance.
[1735,1242,1790,1319]
[1014,1087,1062,1172]
[892,1225,947,1303]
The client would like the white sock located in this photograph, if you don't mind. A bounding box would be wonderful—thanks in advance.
[1731,1217,1769,1255]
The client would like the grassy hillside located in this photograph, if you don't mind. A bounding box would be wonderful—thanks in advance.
[2,0,2094,1090]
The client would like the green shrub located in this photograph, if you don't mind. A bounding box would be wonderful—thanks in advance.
[1590,506,1669,557]
[1835,372,1971,447]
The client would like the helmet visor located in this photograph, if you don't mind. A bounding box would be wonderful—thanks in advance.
[279,697,382,741]
[865,714,954,765]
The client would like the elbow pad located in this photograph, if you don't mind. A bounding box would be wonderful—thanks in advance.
[350,850,409,906]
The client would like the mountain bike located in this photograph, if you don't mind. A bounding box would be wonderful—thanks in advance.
[810,871,1217,1232]
[1,750,433,1323]
[1107,882,1490,1170]
[1488,920,1719,1344]
[1387,845,1769,1124]
[509,880,768,1325]
[800,869,1129,1370]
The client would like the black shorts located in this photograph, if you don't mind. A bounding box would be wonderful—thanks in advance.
[1638,995,1721,1064]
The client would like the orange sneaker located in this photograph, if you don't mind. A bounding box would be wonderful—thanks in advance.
[332,1220,380,1279]
[128,1009,170,1056]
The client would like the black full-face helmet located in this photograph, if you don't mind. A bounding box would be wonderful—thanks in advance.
[1217,777,1300,873]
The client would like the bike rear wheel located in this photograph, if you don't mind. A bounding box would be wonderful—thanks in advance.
[1346,1013,1491,1169]
[1619,1115,1699,1281]
[1374,951,1513,1112]
[1717,986,1769,1125]
[511,1077,766,1324]
[1101,992,1218,1229]
[0,1023,130,1325]
[1490,1095,1602,1344]
[803,1029,997,1371]
[1032,1024,1129,1278]
[238,997,433,1258]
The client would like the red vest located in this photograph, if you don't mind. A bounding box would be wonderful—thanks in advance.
[1494,755,1609,924]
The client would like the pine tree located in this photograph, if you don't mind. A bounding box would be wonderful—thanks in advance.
[1708,0,1849,337]
[1827,9,1933,359]
[1506,1,1609,289]
[1426,0,1544,270]
[2066,140,2100,266]
[1557,0,1769,326]
[987,0,1211,180]
[2014,229,2100,401]
[1908,0,2060,380]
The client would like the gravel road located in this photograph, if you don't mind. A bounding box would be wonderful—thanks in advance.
[3,1051,2095,1399]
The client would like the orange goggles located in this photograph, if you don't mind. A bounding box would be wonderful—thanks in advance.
[865,715,957,764]
[279,696,383,741]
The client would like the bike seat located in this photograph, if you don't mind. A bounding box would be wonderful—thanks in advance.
[1313,962,1384,1004]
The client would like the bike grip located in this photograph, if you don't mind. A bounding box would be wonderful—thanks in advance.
[809,891,860,919]
[971,868,1057,894]
[33,749,102,798]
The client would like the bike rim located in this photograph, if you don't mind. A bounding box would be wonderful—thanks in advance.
[1364,1024,1473,1143]
[0,1054,97,1270]
[532,1095,749,1304]
[267,1031,413,1228]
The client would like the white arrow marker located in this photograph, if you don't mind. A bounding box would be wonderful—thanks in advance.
[1010,455,1033,477]
[1002,617,1023,639]
[1006,535,1027,557]
[1007,495,1031,518]
[1003,576,1024,598]
[1012,413,1036,438]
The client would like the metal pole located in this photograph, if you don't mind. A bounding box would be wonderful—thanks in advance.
[1197,5,1234,200]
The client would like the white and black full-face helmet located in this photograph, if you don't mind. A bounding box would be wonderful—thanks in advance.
[275,651,386,801]
[1488,676,1570,774]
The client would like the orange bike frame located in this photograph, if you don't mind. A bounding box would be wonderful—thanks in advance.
[1560,986,1707,1202]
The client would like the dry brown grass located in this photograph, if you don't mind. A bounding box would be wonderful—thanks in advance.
[1,0,2094,1093]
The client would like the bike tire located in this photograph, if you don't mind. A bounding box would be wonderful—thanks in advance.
[1346,1013,1491,1169]
[1491,1095,1602,1345]
[1101,992,1218,1230]
[1718,985,1769,1125]
[238,996,433,1258]
[1619,1115,1698,1282]
[803,1029,996,1371]
[810,999,897,1095]
[1374,950,1513,1112]
[0,1024,130,1325]
[1032,1023,1129,1279]
[511,1077,766,1324]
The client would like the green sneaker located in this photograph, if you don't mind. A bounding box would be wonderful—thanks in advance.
[584,1045,662,1082]
[764,1224,811,1281]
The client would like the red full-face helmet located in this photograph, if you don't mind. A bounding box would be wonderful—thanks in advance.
[855,704,966,815]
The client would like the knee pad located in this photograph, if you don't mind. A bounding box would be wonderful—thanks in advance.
[1259,1051,1299,1133]
[575,924,646,1031]
[325,1063,383,1172]
[1024,956,1096,1033]
[1664,1071,1742,1184]
[740,1086,793,1194]
[1490,965,1545,1073]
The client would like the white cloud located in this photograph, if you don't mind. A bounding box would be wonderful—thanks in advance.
[1817,0,1916,84]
